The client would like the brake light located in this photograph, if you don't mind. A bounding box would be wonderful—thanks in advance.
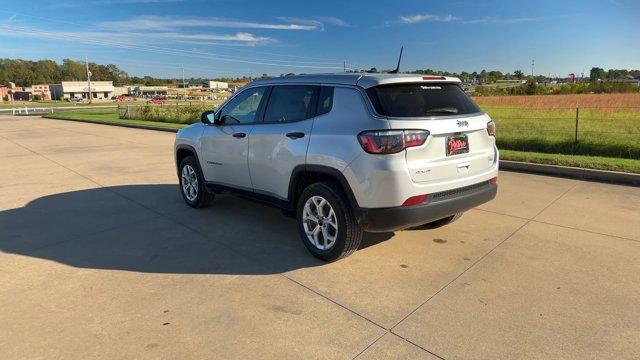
[486,120,496,136]
[358,130,428,154]
[402,194,428,207]
[422,76,446,80]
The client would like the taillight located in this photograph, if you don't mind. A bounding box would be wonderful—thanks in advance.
[402,194,428,207]
[486,120,496,136]
[489,177,497,185]
[358,130,428,154]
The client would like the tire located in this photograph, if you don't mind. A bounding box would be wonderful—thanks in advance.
[178,156,214,208]
[296,181,363,262]
[407,213,463,230]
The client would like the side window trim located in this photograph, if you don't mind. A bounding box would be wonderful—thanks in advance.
[315,86,334,117]
[257,86,274,123]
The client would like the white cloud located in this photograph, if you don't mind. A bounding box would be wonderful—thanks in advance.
[100,16,323,31]
[398,14,460,24]
[316,16,349,27]
[0,23,274,46]
[463,16,551,24]
[395,13,563,26]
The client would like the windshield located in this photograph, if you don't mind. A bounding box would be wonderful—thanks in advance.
[366,83,481,117]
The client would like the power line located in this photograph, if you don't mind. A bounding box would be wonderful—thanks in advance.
[0,23,355,70]
[0,11,346,64]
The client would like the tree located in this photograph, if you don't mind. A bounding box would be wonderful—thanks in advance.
[590,67,606,82]
[514,70,524,80]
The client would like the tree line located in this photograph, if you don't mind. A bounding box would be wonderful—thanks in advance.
[2,58,638,88]
[0,58,251,87]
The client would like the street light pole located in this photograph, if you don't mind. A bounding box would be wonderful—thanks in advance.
[86,56,92,104]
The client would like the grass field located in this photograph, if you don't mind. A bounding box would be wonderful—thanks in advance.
[44,109,186,131]
[475,93,640,160]
[479,105,640,159]
[473,93,640,108]
[499,150,640,173]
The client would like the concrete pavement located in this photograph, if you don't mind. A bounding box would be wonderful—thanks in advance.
[1,115,639,359]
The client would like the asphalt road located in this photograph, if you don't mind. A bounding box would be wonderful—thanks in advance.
[1,115,639,359]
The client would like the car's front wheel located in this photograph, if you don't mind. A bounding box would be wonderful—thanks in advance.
[179,156,214,208]
[296,182,362,262]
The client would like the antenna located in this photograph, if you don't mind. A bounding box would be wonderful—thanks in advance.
[389,46,404,74]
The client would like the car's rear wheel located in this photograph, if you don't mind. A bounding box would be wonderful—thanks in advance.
[297,182,362,262]
[179,156,214,208]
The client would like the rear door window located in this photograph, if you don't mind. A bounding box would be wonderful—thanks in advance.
[366,83,481,117]
[263,85,319,123]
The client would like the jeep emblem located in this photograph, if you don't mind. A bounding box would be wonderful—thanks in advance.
[457,120,469,127]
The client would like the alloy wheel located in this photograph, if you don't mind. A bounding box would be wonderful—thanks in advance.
[302,195,338,250]
[181,164,198,202]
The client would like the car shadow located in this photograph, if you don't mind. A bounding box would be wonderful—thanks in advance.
[0,184,394,275]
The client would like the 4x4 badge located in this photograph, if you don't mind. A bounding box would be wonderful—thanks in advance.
[457,120,469,127]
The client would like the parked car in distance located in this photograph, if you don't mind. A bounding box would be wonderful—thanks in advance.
[148,96,166,104]
[174,73,499,261]
[67,97,82,102]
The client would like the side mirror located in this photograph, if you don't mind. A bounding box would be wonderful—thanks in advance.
[201,110,216,124]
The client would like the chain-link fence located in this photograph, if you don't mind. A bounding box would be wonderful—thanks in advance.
[481,106,640,159]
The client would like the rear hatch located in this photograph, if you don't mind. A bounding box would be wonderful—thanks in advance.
[366,82,496,183]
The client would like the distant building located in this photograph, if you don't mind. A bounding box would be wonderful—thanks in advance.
[13,91,31,101]
[609,77,640,86]
[113,86,130,96]
[50,81,115,100]
[208,81,229,90]
[131,86,168,97]
[495,79,526,84]
[27,84,52,100]
[0,85,10,101]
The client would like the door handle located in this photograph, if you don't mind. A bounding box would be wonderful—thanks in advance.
[285,132,305,139]
[232,132,246,138]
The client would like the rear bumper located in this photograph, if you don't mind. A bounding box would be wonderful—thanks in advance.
[357,181,497,232]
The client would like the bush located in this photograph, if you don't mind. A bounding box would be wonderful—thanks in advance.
[119,103,209,124]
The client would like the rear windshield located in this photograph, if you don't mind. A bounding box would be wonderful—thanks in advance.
[366,83,481,117]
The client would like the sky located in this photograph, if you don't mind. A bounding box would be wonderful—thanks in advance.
[0,0,638,78]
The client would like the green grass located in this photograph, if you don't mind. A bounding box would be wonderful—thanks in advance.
[43,109,186,131]
[500,150,640,173]
[481,105,640,159]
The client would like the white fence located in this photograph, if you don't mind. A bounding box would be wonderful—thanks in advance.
[0,105,118,116]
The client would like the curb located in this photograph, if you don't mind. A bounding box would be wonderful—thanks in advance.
[43,116,181,133]
[500,160,639,186]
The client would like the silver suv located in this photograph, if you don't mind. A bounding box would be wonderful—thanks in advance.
[174,73,498,261]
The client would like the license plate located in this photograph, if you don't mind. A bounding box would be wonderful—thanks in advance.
[446,134,469,156]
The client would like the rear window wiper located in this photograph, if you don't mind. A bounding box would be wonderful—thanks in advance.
[425,107,459,114]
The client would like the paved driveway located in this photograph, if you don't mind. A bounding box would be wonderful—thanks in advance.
[1,115,639,359]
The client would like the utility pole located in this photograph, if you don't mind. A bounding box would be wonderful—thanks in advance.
[343,60,346,72]
[181,64,186,100]
[531,59,535,78]
[86,55,92,104]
